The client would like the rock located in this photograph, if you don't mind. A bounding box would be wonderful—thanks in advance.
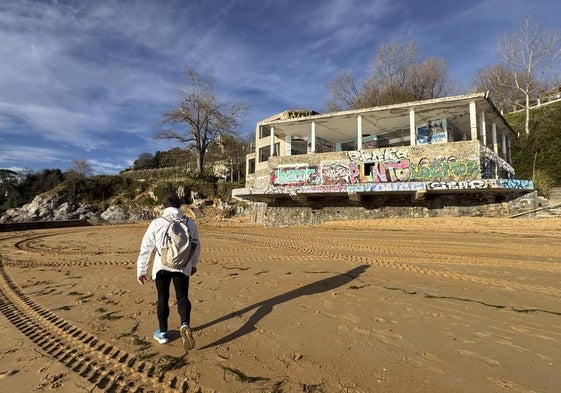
[100,206,127,223]
[0,191,100,223]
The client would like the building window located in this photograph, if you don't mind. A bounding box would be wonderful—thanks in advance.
[248,158,255,174]
[341,140,357,151]
[259,146,270,162]
[259,125,271,139]
[290,138,307,155]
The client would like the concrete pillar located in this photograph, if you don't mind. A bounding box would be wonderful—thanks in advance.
[409,108,416,146]
[469,100,478,141]
[310,121,316,153]
[501,132,507,160]
[357,115,363,150]
[492,123,498,154]
[480,111,487,145]
[270,126,275,157]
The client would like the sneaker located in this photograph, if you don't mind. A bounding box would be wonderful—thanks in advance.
[180,323,195,351]
[153,329,169,344]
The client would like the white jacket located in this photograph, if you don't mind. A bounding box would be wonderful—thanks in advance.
[136,207,201,280]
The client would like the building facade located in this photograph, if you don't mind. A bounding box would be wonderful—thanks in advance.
[233,92,535,226]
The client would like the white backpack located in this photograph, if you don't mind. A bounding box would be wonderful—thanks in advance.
[158,216,196,269]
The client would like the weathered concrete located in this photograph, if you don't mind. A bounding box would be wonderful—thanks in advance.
[254,191,537,227]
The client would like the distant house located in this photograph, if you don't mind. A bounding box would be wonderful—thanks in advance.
[233,92,535,226]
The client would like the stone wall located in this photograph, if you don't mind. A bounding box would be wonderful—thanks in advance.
[258,191,537,227]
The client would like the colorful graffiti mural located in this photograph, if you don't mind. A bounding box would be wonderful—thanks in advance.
[416,119,448,144]
[265,145,530,196]
[348,147,409,163]
[320,163,360,185]
[411,157,480,181]
[364,159,411,183]
[269,165,321,187]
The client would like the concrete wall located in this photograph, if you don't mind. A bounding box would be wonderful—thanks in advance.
[249,140,514,190]
[258,191,538,227]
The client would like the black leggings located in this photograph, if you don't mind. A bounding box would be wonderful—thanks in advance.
[154,270,191,332]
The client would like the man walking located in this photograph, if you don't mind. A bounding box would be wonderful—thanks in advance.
[136,193,201,351]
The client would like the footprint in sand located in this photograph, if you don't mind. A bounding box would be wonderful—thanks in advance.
[457,349,500,366]
[337,324,402,345]
[404,354,443,374]
[0,369,19,379]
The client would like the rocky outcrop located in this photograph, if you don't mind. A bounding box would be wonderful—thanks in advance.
[0,190,240,224]
[0,192,99,223]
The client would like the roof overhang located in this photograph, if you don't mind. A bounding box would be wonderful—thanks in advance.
[258,92,517,143]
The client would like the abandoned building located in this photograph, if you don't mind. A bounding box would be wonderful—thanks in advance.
[232,92,535,226]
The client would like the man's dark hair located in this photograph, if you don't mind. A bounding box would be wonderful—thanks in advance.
[162,193,181,208]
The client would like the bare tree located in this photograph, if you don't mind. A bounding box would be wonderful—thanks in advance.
[326,41,454,110]
[370,40,418,104]
[69,159,93,178]
[497,16,561,134]
[326,71,379,111]
[409,57,450,100]
[473,64,525,112]
[155,68,248,174]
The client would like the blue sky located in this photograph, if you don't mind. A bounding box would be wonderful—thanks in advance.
[1,0,560,175]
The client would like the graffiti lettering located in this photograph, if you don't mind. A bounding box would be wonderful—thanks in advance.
[348,147,409,163]
[269,166,320,186]
[427,180,486,190]
[366,159,411,182]
[367,182,426,192]
[320,163,360,185]
[412,157,479,181]
[495,179,534,190]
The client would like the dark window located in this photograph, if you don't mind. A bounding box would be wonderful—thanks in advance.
[259,146,270,162]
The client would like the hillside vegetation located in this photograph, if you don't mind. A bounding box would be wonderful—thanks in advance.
[506,99,561,196]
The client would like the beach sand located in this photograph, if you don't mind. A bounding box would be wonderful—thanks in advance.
[1,217,560,392]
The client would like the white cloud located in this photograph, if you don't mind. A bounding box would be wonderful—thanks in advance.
[0,144,69,167]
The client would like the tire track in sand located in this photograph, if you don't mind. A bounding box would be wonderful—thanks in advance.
[0,258,198,393]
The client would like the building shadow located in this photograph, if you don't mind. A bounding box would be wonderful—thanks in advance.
[195,264,369,349]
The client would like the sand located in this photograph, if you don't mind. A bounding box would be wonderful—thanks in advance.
[0,217,560,393]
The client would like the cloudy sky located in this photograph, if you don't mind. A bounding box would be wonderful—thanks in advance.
[1,0,560,174]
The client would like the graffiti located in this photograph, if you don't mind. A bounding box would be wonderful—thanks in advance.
[494,179,534,190]
[320,163,360,185]
[416,119,447,144]
[364,159,411,183]
[367,182,426,192]
[480,156,493,179]
[412,156,480,181]
[347,147,409,163]
[308,185,347,193]
[269,166,320,186]
[264,185,304,195]
[479,145,515,179]
[286,110,316,119]
[346,185,366,193]
[362,135,378,149]
[427,180,486,190]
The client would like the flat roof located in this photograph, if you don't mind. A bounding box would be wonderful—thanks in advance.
[258,92,517,144]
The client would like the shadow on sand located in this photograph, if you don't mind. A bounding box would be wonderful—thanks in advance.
[195,264,369,349]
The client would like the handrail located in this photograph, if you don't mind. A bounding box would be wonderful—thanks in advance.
[509,202,561,218]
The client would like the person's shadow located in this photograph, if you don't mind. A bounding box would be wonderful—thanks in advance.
[195,264,369,349]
